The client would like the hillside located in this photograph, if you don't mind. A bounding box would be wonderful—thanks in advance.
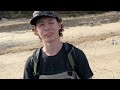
[0,11,120,79]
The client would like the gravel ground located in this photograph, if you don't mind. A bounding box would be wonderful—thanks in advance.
[0,12,120,79]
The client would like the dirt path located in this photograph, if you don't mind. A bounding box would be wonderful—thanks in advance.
[77,36,120,79]
[1,22,120,55]
[0,51,34,79]
[0,21,120,79]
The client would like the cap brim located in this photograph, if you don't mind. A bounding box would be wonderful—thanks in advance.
[30,15,56,25]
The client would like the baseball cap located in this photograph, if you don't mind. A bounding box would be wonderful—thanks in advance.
[30,11,62,25]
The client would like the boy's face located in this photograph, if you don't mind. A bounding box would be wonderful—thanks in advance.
[34,17,61,43]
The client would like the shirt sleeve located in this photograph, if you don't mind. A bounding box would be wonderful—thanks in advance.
[23,56,34,79]
[74,47,93,79]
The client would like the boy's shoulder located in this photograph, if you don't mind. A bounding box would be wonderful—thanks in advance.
[64,43,83,52]
[26,48,41,64]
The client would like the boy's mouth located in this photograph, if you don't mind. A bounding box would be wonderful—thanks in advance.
[45,32,53,37]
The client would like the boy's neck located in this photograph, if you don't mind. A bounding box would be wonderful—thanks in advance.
[42,41,63,56]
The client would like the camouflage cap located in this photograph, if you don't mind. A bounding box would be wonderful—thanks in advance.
[30,11,62,25]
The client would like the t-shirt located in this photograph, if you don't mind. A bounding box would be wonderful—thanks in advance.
[23,43,93,79]
[39,44,69,75]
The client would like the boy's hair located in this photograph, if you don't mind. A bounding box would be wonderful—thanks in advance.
[59,23,64,37]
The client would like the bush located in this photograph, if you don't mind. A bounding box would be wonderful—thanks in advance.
[0,11,108,19]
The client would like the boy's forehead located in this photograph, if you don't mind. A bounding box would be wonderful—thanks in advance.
[37,17,56,22]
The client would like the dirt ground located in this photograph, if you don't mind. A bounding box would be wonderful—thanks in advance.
[0,16,120,79]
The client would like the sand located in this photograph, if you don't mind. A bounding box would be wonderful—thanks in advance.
[0,19,120,79]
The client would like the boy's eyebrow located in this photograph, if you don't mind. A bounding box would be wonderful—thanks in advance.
[37,18,55,23]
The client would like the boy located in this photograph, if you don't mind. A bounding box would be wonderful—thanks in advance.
[23,11,93,79]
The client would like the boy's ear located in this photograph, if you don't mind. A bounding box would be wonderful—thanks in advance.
[59,22,63,29]
[31,25,39,36]
[59,22,63,30]
[31,25,35,32]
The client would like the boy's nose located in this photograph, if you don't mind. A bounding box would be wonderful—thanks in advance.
[44,24,51,31]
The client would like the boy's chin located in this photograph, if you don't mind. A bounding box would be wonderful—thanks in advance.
[44,38,55,43]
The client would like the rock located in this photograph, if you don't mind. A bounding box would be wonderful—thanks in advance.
[111,39,118,45]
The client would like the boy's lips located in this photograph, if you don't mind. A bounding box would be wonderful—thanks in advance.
[45,32,53,37]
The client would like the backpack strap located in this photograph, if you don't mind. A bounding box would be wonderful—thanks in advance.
[32,48,41,79]
[64,43,77,71]
[32,43,77,79]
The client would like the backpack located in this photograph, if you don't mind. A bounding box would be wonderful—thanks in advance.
[32,43,79,79]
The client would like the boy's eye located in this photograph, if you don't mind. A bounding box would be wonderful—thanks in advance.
[39,24,44,26]
[49,22,54,24]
